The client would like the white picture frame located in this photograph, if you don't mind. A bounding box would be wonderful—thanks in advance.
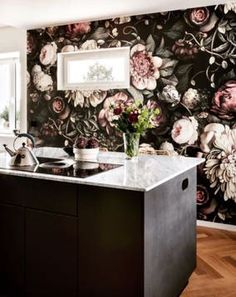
[57,47,130,90]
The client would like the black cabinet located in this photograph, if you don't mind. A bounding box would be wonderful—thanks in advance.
[0,169,196,297]
[25,209,77,297]
[0,204,24,297]
[0,176,77,297]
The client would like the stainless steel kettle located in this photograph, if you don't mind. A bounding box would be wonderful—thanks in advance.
[3,133,39,167]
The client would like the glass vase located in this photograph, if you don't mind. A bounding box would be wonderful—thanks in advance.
[123,132,140,159]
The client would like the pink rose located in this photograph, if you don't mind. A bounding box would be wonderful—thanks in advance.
[67,22,91,37]
[171,116,198,144]
[52,97,64,113]
[51,97,70,120]
[98,92,128,134]
[128,111,139,124]
[184,7,218,32]
[196,185,209,206]
[211,80,236,120]
[130,44,162,90]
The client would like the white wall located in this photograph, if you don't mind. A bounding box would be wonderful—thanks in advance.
[0,26,27,151]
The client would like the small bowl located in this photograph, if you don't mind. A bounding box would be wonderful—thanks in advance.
[73,147,99,162]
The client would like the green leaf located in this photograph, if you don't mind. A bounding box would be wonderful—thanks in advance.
[160,58,178,77]
[213,42,230,53]
[146,34,156,53]
[163,20,185,40]
[155,48,173,58]
[89,119,99,130]
[90,27,109,40]
[128,86,144,102]
[175,63,193,76]
[176,63,193,93]
[160,74,178,87]
[66,130,77,138]
[156,37,165,52]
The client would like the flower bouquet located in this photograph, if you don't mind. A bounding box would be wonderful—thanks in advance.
[110,99,161,159]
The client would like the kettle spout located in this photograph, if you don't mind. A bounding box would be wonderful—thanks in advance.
[3,144,16,157]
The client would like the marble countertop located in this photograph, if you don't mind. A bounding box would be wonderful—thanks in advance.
[0,149,204,192]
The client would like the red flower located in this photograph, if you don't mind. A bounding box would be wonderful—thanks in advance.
[128,111,139,124]
[114,107,123,115]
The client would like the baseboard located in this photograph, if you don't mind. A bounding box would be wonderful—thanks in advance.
[197,220,236,232]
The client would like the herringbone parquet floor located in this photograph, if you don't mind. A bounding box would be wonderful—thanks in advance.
[181,226,236,297]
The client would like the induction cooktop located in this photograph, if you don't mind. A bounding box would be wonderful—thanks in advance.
[1,157,122,179]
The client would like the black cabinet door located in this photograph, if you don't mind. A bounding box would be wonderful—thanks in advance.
[25,209,77,297]
[0,203,24,297]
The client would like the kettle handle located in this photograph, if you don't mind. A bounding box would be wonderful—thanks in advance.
[13,133,35,150]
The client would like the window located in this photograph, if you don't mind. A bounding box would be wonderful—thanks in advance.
[0,52,20,135]
[57,47,130,90]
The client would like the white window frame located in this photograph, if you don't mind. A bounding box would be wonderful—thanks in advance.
[57,47,130,91]
[0,51,20,136]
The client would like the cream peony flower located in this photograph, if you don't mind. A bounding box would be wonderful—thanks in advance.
[80,40,98,50]
[204,127,236,202]
[130,44,162,90]
[200,123,225,153]
[31,65,53,92]
[39,42,57,66]
[65,90,107,108]
[171,116,198,144]
[224,1,236,14]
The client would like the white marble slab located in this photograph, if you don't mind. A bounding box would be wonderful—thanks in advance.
[0,150,204,192]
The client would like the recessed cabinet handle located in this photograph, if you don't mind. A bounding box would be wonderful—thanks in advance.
[182,178,189,191]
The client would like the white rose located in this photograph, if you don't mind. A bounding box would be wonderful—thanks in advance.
[161,85,180,105]
[80,40,98,50]
[32,65,53,92]
[182,88,200,109]
[61,45,78,52]
[39,42,57,65]
[171,116,198,144]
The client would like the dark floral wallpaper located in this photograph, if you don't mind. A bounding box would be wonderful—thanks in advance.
[27,4,236,225]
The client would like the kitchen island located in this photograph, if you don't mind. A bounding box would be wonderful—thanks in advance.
[0,151,203,297]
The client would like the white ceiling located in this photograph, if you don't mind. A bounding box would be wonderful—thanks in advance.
[0,0,229,29]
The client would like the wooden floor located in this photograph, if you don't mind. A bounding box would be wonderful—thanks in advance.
[181,226,236,297]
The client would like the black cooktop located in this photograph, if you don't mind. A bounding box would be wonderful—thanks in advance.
[2,157,122,179]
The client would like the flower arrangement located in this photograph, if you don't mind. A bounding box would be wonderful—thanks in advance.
[110,99,161,158]
[110,99,161,134]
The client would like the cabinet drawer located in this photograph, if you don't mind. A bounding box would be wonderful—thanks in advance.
[0,175,77,216]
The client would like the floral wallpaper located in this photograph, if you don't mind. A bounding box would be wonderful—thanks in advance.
[27,3,236,225]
